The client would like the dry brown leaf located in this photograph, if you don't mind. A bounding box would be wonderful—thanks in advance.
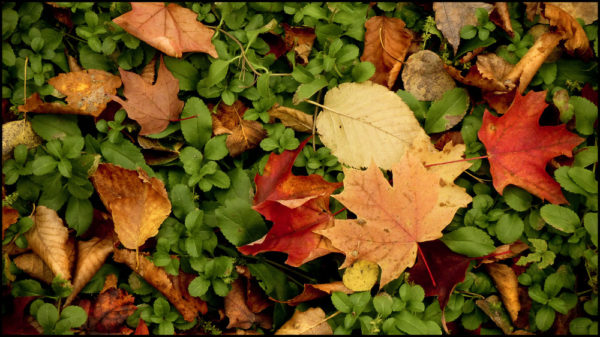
[361,16,413,88]
[476,295,514,334]
[137,135,183,166]
[140,57,157,85]
[25,206,72,281]
[64,236,114,307]
[267,103,313,133]
[235,266,271,314]
[490,2,514,37]
[112,2,217,58]
[552,2,598,25]
[2,119,42,162]
[112,248,207,322]
[67,54,82,72]
[483,90,516,115]
[101,273,118,293]
[525,2,543,23]
[273,282,353,306]
[281,23,316,65]
[542,3,593,59]
[275,307,333,335]
[225,278,272,330]
[485,263,520,323]
[445,53,515,93]
[402,50,456,101]
[89,286,137,333]
[13,253,54,284]
[211,101,267,157]
[433,2,494,54]
[91,163,171,251]
[480,241,529,264]
[2,205,19,240]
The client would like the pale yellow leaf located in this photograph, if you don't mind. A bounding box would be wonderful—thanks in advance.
[275,307,333,335]
[268,104,314,133]
[13,253,54,284]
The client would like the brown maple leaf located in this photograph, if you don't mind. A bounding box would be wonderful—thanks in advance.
[91,163,171,250]
[113,2,217,59]
[478,90,584,204]
[89,286,137,333]
[210,101,267,157]
[361,16,413,88]
[112,56,184,135]
[225,278,272,330]
[318,148,471,287]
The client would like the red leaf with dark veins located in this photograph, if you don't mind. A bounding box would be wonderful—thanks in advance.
[238,137,342,267]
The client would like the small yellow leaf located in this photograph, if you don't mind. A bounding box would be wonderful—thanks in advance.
[275,307,333,335]
[2,119,42,163]
[342,259,379,292]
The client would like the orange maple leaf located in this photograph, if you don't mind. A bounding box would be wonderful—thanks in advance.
[113,2,218,59]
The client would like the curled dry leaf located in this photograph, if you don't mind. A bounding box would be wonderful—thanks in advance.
[113,248,207,322]
[552,2,598,25]
[18,69,122,118]
[433,2,494,54]
[2,205,19,239]
[273,281,353,306]
[476,295,514,334]
[445,53,515,93]
[485,263,520,324]
[211,101,267,157]
[267,103,313,133]
[402,50,457,101]
[2,119,42,162]
[361,16,413,88]
[542,3,593,59]
[490,2,514,37]
[25,206,72,281]
[112,56,184,135]
[89,286,137,333]
[275,307,333,335]
[480,241,529,264]
[225,278,272,330]
[91,163,171,251]
[13,253,55,284]
[236,266,271,314]
[281,23,316,65]
[113,2,217,58]
[64,236,114,307]
[67,53,82,72]
[140,57,157,85]
[315,81,430,170]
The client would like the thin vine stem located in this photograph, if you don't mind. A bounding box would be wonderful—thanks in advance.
[206,25,262,77]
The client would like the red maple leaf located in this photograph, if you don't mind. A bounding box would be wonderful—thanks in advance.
[238,137,342,267]
[478,90,584,204]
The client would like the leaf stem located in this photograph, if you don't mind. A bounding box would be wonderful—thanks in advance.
[207,25,262,77]
[416,243,436,288]
[424,155,489,168]
[332,207,347,217]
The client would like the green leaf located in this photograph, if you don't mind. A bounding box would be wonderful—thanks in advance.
[65,197,93,236]
[215,197,268,246]
[540,204,580,233]
[570,317,593,335]
[204,135,228,161]
[60,306,87,328]
[79,45,112,71]
[460,25,477,39]
[548,297,570,315]
[331,292,353,313]
[352,61,376,82]
[32,155,58,176]
[568,167,598,194]
[373,293,393,317]
[424,88,469,133]
[180,146,203,174]
[36,303,59,330]
[528,284,548,304]
[2,42,15,66]
[11,279,46,297]
[583,212,598,247]
[61,136,84,159]
[31,115,81,141]
[396,90,429,122]
[574,146,597,167]
[495,213,524,244]
[292,66,314,84]
[394,310,442,334]
[164,56,200,91]
[293,76,328,104]
[535,306,555,332]
[169,184,197,220]
[247,262,299,301]
[503,185,532,212]
[188,276,210,297]
[205,170,230,189]
[570,96,597,136]
[441,227,496,257]
[555,166,588,195]
[158,321,175,335]
[100,140,146,171]
[203,60,231,87]
[2,8,19,39]
[181,97,212,150]
[81,264,120,294]
[539,63,557,85]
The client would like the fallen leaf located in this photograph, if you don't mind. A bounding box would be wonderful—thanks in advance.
[137,135,183,166]
[112,56,184,135]
[140,57,157,85]
[275,307,333,335]
[89,287,137,333]
[211,101,267,157]
[445,53,515,93]
[1,296,40,335]
[316,81,430,170]
[25,206,72,281]
[238,137,342,267]
[482,90,516,115]
[476,295,514,334]
[433,2,494,54]
[235,266,271,313]
[542,3,593,59]
[552,2,598,25]
[113,248,207,322]
[225,278,272,330]
[101,273,118,293]
[64,236,114,307]
[343,259,380,291]
[490,2,514,37]
[478,90,585,204]
[267,103,314,133]
[479,241,529,264]
[2,119,42,162]
[281,23,316,65]
[134,318,149,335]
[485,263,520,323]
[273,281,353,306]
[318,148,471,287]
[361,16,413,88]
[2,205,19,240]
[91,163,171,250]
[402,50,457,101]
[67,53,82,72]
[113,2,217,58]
[13,252,55,284]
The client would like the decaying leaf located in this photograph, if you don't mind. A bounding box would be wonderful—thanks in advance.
[275,307,333,335]
[478,90,584,204]
[91,163,171,250]
[113,2,217,58]
[361,16,413,88]
[485,263,520,324]
[445,53,515,93]
[2,119,42,162]
[402,50,457,101]
[282,23,316,65]
[2,205,19,240]
[137,135,183,166]
[235,266,272,314]
[64,236,114,307]
[267,103,313,133]
[112,56,184,135]
[274,282,353,306]
[433,2,494,54]
[238,137,342,267]
[490,2,514,37]
[225,278,272,330]
[480,241,529,264]
[211,101,267,157]
[316,81,430,170]
[343,259,380,292]
[543,3,593,59]
[89,285,137,333]
[13,253,55,284]
[113,248,207,322]
[476,295,514,334]
[25,206,72,281]
[318,147,471,287]
[552,2,598,25]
